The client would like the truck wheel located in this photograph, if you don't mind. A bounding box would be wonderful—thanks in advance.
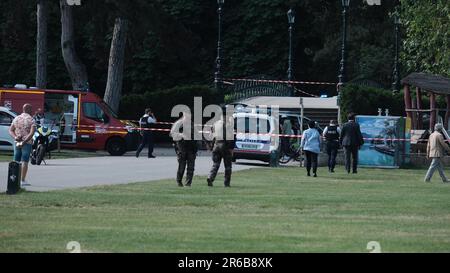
[106,138,126,156]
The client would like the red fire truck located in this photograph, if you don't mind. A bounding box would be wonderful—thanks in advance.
[0,85,139,156]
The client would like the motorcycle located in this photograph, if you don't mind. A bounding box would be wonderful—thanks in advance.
[30,124,59,165]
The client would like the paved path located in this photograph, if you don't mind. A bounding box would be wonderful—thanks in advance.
[0,149,264,192]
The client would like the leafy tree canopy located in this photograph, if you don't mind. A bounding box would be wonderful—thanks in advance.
[0,0,445,98]
[400,0,450,77]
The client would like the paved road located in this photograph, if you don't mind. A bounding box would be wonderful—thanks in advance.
[0,148,264,192]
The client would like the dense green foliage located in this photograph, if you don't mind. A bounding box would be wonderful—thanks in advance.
[400,0,450,77]
[0,1,400,94]
[119,85,217,121]
[0,0,447,110]
[340,84,404,122]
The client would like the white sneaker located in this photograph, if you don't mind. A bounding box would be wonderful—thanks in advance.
[21,181,31,187]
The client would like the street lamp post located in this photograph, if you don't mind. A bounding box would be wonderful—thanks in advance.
[287,8,295,96]
[337,0,350,124]
[215,0,224,101]
[392,13,401,93]
[338,0,350,88]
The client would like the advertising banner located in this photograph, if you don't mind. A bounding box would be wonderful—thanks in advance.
[356,115,410,168]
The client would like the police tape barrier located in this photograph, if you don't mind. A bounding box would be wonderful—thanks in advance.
[90,124,420,141]
[123,120,216,127]
[44,123,420,141]
[1,122,426,141]
[222,78,337,86]
[130,121,174,125]
[293,87,320,98]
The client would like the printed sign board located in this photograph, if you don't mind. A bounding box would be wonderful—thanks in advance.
[356,115,410,168]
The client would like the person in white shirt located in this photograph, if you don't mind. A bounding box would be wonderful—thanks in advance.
[301,120,322,177]
[136,108,157,158]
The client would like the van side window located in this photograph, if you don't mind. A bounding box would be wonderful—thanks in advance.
[82,102,105,122]
[302,120,310,132]
[0,112,13,126]
[235,117,271,134]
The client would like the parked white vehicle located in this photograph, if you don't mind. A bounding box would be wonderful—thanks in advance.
[0,106,17,151]
[231,106,321,164]
[233,111,278,163]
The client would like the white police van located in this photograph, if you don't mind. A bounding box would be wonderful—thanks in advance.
[232,105,317,164]
[233,111,277,163]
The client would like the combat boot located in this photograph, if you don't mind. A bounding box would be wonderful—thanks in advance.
[224,169,232,187]
[207,178,213,187]
[185,177,193,187]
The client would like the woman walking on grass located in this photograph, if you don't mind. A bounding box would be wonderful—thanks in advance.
[301,120,322,177]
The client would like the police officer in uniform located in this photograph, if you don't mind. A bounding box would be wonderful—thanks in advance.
[170,111,198,187]
[207,114,236,187]
[323,120,341,172]
[136,108,157,158]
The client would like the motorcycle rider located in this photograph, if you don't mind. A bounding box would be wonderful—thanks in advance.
[33,108,44,126]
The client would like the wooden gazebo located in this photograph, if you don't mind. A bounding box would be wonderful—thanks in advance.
[402,72,450,130]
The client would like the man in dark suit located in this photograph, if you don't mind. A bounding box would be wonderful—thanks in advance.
[340,113,364,174]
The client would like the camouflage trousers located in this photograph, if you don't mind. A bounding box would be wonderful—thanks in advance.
[208,141,233,186]
[176,148,197,185]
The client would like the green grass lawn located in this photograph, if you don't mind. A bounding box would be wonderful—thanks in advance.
[1,167,450,253]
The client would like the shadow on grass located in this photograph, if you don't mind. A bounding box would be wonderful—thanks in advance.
[235,162,270,167]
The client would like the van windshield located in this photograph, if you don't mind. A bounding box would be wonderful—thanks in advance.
[6,109,18,116]
[101,102,118,119]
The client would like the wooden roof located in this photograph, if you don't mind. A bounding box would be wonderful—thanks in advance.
[402,72,450,95]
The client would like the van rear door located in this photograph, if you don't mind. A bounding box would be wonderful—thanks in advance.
[234,114,273,153]
[43,93,79,144]
[63,95,78,143]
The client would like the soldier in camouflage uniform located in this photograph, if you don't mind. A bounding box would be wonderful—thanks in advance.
[207,115,236,187]
[170,111,198,187]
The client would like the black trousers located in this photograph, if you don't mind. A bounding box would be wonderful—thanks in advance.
[136,132,154,157]
[208,142,233,186]
[176,149,196,185]
[281,137,291,155]
[326,141,339,171]
[304,150,318,175]
[344,145,359,173]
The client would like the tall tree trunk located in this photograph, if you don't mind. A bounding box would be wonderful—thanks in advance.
[59,0,88,91]
[104,18,128,113]
[36,0,48,89]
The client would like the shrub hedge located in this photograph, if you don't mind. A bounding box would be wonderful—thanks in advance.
[340,84,405,122]
[119,85,219,143]
[119,85,219,122]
